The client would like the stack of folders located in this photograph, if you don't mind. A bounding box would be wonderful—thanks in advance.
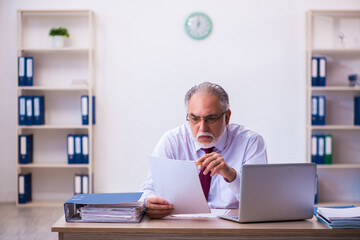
[18,173,32,204]
[311,96,326,125]
[316,206,360,229]
[19,134,33,164]
[311,56,326,86]
[18,96,45,125]
[18,56,34,86]
[81,95,96,125]
[311,134,332,164]
[67,135,89,164]
[74,174,89,195]
[355,96,360,125]
[64,192,144,223]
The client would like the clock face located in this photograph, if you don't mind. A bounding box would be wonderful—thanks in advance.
[185,12,212,40]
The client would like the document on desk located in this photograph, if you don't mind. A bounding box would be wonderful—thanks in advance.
[149,156,211,214]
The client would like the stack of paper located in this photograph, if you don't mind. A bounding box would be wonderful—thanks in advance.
[316,207,360,229]
[64,192,144,223]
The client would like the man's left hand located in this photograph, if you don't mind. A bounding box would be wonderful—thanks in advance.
[196,152,236,182]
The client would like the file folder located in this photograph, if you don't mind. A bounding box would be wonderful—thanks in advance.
[18,173,32,204]
[19,134,33,164]
[64,192,144,223]
[82,135,89,164]
[81,95,89,125]
[355,96,360,125]
[33,96,45,125]
[82,174,89,194]
[92,96,96,124]
[18,56,26,86]
[74,174,82,195]
[25,57,34,86]
[318,96,326,125]
[311,135,318,164]
[74,135,82,164]
[311,57,318,86]
[318,57,326,86]
[67,135,75,164]
[317,135,325,164]
[311,96,318,125]
[18,96,27,125]
[324,134,333,165]
[25,96,33,125]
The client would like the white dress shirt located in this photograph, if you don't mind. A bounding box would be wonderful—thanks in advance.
[140,123,268,209]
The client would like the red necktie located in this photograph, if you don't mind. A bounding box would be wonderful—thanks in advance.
[199,147,214,200]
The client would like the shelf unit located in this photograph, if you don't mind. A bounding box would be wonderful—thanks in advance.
[16,10,94,206]
[306,10,360,203]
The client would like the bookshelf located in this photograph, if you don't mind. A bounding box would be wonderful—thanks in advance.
[306,10,360,203]
[16,10,94,206]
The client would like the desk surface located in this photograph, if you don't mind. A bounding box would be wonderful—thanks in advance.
[52,214,360,240]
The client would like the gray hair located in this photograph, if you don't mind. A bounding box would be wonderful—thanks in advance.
[184,82,230,111]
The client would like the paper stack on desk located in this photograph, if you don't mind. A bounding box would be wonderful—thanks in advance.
[316,206,360,229]
[64,192,144,223]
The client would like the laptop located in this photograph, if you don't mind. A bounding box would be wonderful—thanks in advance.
[219,163,317,223]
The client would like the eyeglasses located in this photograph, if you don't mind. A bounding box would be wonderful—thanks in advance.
[186,111,227,125]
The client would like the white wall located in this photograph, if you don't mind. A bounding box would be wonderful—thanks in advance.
[1,0,359,201]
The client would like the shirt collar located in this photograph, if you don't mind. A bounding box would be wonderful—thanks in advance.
[185,123,228,153]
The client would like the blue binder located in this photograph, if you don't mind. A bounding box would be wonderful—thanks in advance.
[18,57,26,86]
[67,135,75,164]
[82,135,89,164]
[318,96,326,125]
[318,57,326,86]
[19,134,33,164]
[18,96,27,125]
[311,96,318,125]
[92,96,96,124]
[33,96,45,125]
[25,57,34,86]
[311,135,318,164]
[311,57,318,86]
[18,173,32,204]
[25,96,33,125]
[317,135,325,164]
[74,135,82,164]
[355,96,360,125]
[74,174,82,194]
[81,95,89,125]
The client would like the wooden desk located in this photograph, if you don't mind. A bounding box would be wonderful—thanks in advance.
[52,215,360,240]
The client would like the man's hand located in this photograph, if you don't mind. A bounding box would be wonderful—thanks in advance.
[196,152,236,182]
[145,197,174,219]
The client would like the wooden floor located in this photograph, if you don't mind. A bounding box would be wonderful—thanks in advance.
[0,203,63,240]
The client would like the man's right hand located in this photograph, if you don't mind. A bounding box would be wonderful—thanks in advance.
[145,197,174,219]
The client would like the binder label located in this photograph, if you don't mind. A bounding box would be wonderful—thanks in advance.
[311,136,317,156]
[19,57,25,77]
[312,58,317,77]
[20,98,26,115]
[26,99,33,117]
[34,97,40,117]
[20,136,27,155]
[312,97,318,115]
[26,58,33,77]
[82,136,89,155]
[75,137,81,154]
[68,136,74,155]
[319,58,326,77]
[318,97,325,117]
[318,138,324,156]
[19,176,25,194]
[82,97,88,115]
[325,136,332,154]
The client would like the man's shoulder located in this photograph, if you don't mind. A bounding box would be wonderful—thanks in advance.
[227,123,263,140]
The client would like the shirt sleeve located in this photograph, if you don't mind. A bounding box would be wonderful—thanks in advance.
[227,135,268,199]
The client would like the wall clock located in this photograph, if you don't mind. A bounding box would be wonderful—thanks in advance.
[185,12,212,40]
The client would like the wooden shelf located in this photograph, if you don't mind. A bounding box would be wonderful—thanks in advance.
[312,48,360,54]
[18,86,89,91]
[18,162,89,169]
[310,86,360,92]
[18,125,90,130]
[309,125,360,130]
[317,164,360,169]
[19,48,91,53]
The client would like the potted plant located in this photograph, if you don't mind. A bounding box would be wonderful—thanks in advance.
[49,27,70,48]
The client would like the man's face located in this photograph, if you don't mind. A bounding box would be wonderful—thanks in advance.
[187,92,231,148]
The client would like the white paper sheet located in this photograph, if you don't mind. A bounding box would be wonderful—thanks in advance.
[171,209,231,218]
[149,156,211,214]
